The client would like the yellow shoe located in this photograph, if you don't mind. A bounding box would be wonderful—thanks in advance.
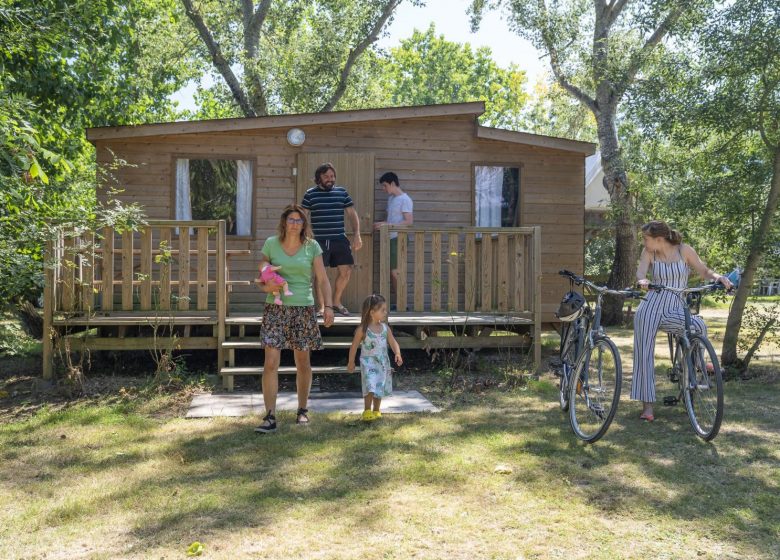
[372,411,382,420]
[361,410,374,422]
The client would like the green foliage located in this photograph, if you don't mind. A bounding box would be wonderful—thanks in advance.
[383,24,529,128]
[522,78,597,141]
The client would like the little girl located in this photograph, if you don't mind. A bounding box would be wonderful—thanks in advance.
[347,294,402,421]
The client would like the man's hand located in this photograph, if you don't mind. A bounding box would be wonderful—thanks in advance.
[352,235,363,251]
[373,221,386,231]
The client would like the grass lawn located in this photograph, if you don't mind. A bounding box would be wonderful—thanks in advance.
[1,308,779,559]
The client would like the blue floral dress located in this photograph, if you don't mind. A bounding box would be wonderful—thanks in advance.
[360,323,393,398]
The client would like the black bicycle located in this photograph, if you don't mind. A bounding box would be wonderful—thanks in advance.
[652,282,726,441]
[555,270,643,443]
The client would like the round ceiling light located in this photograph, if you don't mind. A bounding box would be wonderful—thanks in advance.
[286,128,306,146]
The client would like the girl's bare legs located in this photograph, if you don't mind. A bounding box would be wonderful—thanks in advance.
[364,393,373,411]
[372,397,382,413]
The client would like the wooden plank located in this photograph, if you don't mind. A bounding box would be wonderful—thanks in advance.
[81,233,95,313]
[43,238,54,380]
[497,233,509,312]
[533,226,542,370]
[448,234,459,312]
[431,232,441,312]
[121,230,134,311]
[465,234,476,312]
[481,236,492,311]
[61,233,75,312]
[397,234,407,312]
[140,227,153,310]
[217,220,227,389]
[414,232,425,312]
[197,227,209,310]
[178,228,190,310]
[65,337,217,351]
[379,226,390,308]
[514,235,525,311]
[101,227,114,312]
[159,228,171,310]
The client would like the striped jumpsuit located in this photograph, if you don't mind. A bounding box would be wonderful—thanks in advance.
[631,254,707,402]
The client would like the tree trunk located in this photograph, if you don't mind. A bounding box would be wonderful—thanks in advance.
[596,108,637,325]
[722,145,780,365]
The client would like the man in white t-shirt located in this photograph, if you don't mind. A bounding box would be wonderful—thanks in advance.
[373,172,413,298]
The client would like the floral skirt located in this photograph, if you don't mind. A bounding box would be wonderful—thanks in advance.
[259,304,322,351]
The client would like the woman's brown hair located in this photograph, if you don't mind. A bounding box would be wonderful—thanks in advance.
[641,220,682,245]
[359,293,386,342]
[277,204,313,243]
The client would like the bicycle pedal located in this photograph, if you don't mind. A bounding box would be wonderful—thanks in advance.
[662,396,678,406]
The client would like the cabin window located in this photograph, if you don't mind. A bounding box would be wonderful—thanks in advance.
[474,166,520,227]
[175,158,253,236]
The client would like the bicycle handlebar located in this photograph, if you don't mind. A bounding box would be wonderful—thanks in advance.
[559,270,643,299]
[647,282,728,295]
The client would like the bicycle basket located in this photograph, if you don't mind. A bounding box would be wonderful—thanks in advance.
[686,292,702,315]
[556,291,586,322]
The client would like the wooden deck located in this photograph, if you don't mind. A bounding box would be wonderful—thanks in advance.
[43,220,542,389]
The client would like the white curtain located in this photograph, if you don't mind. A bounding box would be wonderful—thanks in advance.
[175,159,192,234]
[236,160,252,236]
[475,166,503,227]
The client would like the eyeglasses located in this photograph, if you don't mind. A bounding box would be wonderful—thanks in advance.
[286,218,304,224]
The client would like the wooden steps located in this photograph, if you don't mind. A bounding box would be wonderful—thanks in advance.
[220,365,357,376]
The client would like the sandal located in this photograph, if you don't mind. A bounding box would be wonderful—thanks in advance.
[296,407,309,425]
[254,411,277,433]
[639,413,655,422]
[316,309,324,318]
[333,304,350,316]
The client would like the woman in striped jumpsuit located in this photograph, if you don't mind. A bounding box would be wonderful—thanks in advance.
[632,221,732,421]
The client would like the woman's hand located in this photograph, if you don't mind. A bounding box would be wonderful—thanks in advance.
[394,353,403,366]
[637,279,650,290]
[323,307,334,328]
[716,275,733,290]
[347,361,355,373]
[255,277,284,292]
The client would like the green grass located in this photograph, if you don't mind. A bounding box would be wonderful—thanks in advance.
[1,367,779,559]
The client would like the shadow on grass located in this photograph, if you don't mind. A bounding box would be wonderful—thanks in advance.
[1,374,778,558]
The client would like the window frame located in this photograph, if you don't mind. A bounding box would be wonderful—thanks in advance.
[170,154,256,240]
[471,162,524,228]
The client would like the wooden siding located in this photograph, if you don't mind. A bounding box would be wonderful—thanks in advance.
[95,114,584,322]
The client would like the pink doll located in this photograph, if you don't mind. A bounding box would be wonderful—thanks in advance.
[259,264,293,305]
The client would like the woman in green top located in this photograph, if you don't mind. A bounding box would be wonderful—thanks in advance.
[255,204,334,433]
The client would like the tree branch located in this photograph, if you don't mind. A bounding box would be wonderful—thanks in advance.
[242,0,272,116]
[605,0,629,28]
[616,5,687,99]
[538,0,597,113]
[181,0,257,117]
[321,0,401,112]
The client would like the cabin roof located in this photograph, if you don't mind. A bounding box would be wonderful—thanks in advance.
[86,101,597,155]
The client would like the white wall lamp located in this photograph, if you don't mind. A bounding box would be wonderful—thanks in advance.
[286,128,306,146]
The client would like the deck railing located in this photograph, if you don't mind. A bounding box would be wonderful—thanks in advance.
[43,220,226,378]
[378,225,542,364]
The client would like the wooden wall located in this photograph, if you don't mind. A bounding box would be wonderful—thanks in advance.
[95,114,584,321]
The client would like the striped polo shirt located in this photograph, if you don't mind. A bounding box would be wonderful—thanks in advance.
[301,185,354,241]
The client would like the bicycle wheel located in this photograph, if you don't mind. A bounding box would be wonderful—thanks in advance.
[558,320,581,411]
[569,336,622,443]
[682,335,724,441]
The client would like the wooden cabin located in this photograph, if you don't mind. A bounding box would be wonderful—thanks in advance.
[43,102,595,388]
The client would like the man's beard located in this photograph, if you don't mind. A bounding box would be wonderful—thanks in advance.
[319,182,334,191]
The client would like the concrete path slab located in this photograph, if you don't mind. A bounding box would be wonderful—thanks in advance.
[186,390,440,418]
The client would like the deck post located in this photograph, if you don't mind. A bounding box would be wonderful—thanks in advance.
[42,238,55,380]
[379,225,390,306]
[533,226,542,370]
[217,221,228,390]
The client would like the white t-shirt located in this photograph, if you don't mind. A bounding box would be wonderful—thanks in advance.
[387,192,413,239]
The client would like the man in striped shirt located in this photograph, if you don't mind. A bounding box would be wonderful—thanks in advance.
[301,162,362,315]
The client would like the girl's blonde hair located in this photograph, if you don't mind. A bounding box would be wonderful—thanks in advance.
[359,293,386,342]
[641,220,682,245]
